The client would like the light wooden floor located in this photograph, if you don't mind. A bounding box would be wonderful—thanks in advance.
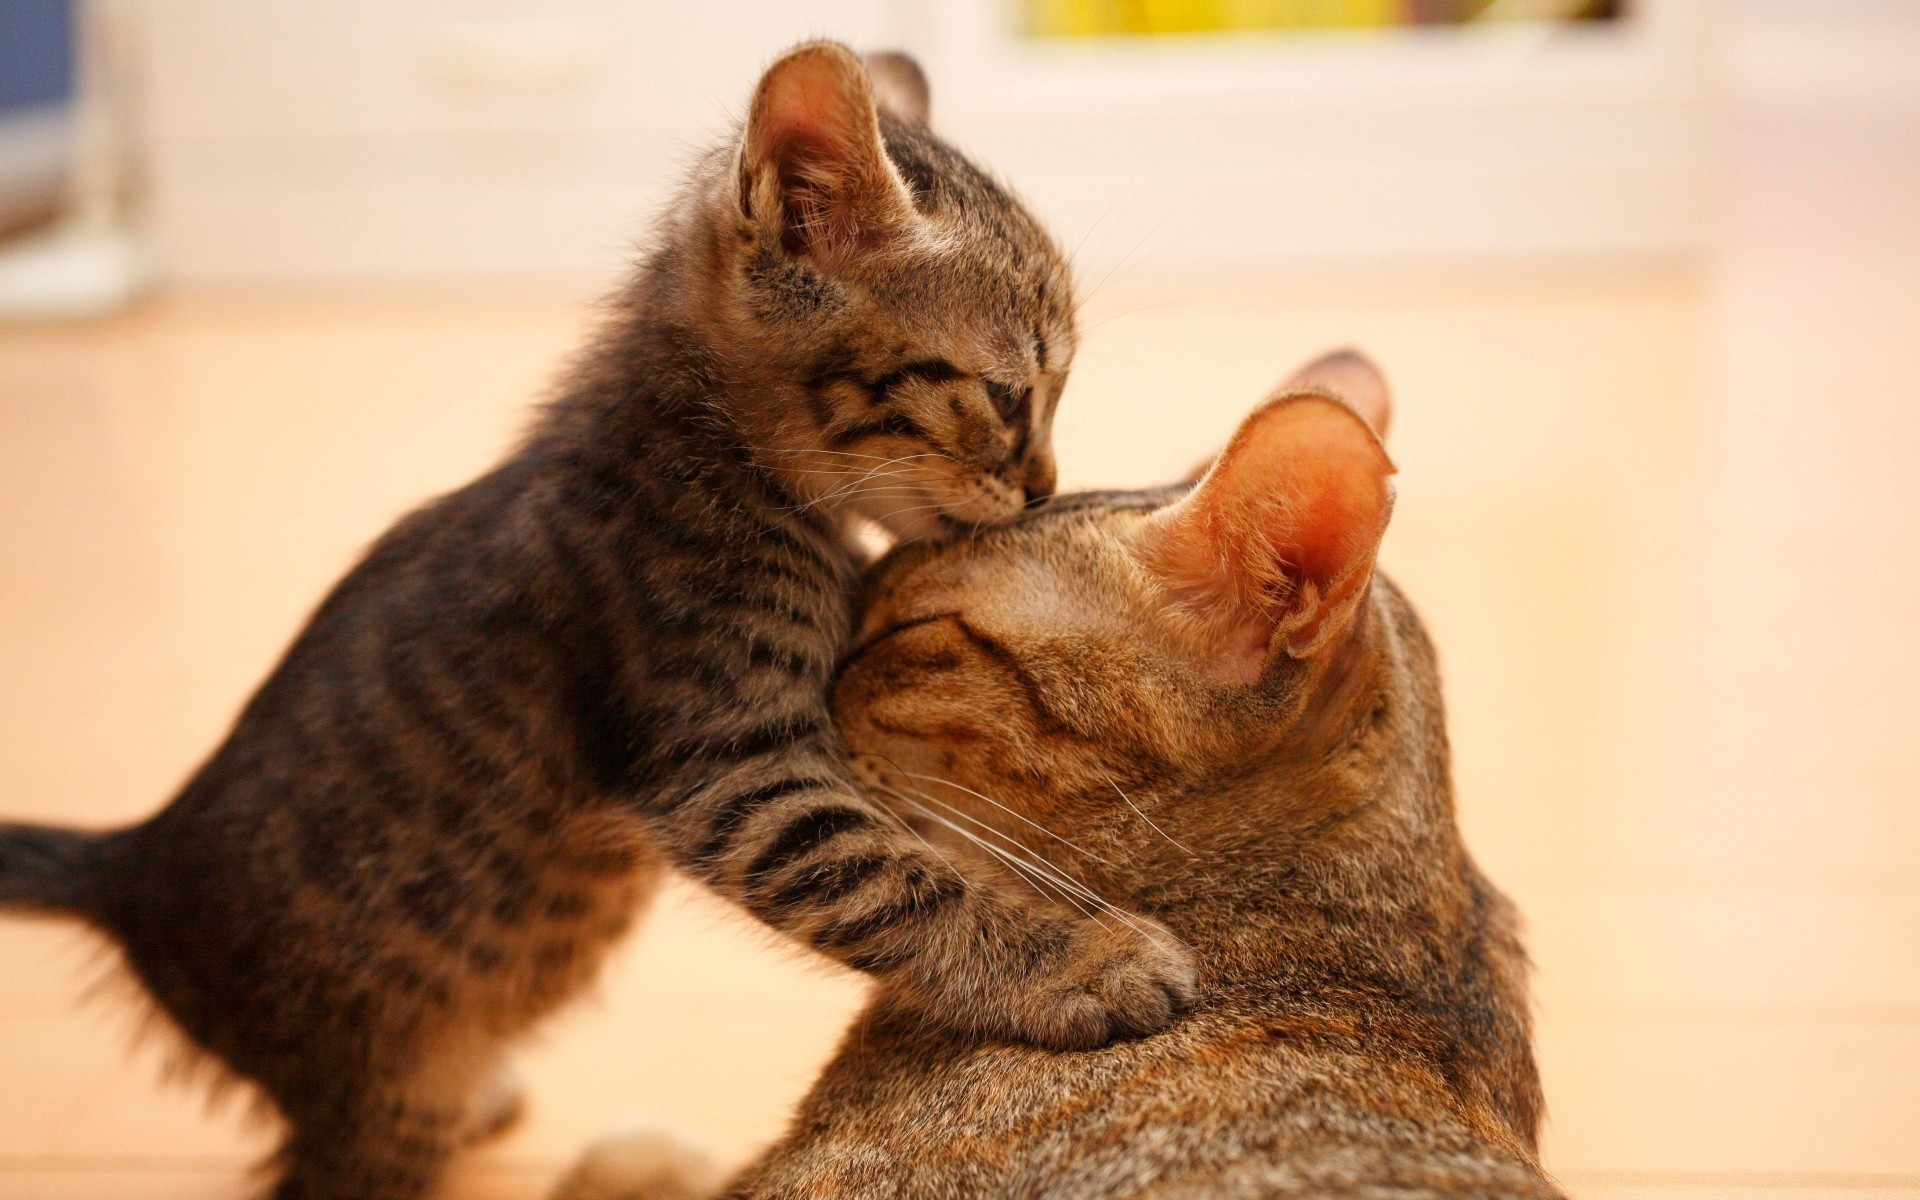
[3,90,1919,1200]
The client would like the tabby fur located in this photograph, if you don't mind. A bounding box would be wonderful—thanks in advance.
[562,352,1562,1200]
[0,43,1195,1200]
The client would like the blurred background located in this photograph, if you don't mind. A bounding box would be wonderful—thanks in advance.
[1,1,1916,1197]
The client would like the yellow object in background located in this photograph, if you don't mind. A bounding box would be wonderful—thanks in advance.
[1022,0,1613,37]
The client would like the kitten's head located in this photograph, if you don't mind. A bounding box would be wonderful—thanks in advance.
[696,43,1073,539]
[835,352,1401,865]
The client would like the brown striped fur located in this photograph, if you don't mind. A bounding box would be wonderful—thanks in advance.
[0,43,1196,1200]
[562,352,1560,1200]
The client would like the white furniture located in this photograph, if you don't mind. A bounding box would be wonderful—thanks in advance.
[138,0,1713,283]
[916,0,1714,271]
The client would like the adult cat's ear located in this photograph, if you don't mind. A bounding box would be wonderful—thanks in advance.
[863,51,931,126]
[1179,349,1389,486]
[1282,348,1391,438]
[741,42,918,266]
[1136,394,1395,681]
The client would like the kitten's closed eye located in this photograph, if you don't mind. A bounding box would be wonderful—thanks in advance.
[781,355,1060,538]
[985,380,1032,424]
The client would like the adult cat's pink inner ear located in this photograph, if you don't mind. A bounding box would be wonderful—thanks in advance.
[1138,395,1395,680]
[863,51,932,126]
[1281,349,1392,439]
[742,42,915,262]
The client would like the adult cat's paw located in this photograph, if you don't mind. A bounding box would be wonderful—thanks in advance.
[1007,918,1199,1050]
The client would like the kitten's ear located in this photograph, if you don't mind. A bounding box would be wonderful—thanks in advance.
[741,42,918,265]
[1281,348,1391,438]
[1135,395,1395,682]
[863,51,931,126]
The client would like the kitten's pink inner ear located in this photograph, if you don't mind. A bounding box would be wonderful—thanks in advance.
[743,43,913,262]
[1139,395,1395,681]
[1282,349,1392,439]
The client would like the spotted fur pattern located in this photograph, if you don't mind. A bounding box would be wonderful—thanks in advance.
[0,43,1198,1200]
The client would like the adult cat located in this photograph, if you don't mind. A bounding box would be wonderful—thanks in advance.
[0,43,1192,1200]
[562,352,1563,1200]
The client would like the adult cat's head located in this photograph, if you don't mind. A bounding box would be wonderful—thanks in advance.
[837,348,1405,885]
[656,42,1070,538]
[837,350,1542,1145]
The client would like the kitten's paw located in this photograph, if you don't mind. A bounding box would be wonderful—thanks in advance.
[1011,919,1199,1050]
[552,1117,724,1200]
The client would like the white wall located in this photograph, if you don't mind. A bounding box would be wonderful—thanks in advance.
[133,0,1716,284]
[139,0,896,282]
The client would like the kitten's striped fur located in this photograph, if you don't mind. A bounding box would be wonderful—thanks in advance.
[563,353,1561,1200]
[0,43,1195,1200]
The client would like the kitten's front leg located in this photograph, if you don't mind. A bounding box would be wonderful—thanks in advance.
[655,741,1197,1049]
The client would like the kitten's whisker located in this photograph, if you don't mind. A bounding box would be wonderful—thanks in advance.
[763,451,944,515]
[766,449,946,463]
[1066,175,1141,274]
[789,475,930,515]
[1072,206,1169,321]
[1079,298,1187,335]
[801,463,934,486]
[858,499,966,523]
[798,462,926,492]
[793,480,921,512]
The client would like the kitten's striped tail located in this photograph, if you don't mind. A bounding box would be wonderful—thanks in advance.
[0,822,103,915]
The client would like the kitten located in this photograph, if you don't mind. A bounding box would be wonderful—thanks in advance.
[0,43,1194,1200]
[561,352,1563,1200]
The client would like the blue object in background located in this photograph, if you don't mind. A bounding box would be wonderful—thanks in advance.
[1,0,78,232]
[1,0,76,113]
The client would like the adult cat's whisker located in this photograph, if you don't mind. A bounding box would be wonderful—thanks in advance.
[868,781,1100,922]
[1094,765,1197,858]
[897,785,1159,942]
[858,791,982,897]
[894,769,1113,866]
[870,761,1107,884]
[897,800,1113,929]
